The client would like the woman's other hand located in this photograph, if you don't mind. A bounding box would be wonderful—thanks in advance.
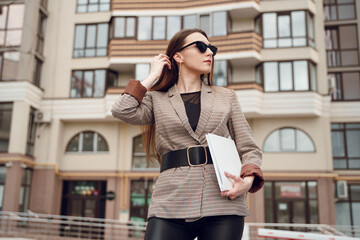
[220,172,254,200]
[141,53,171,89]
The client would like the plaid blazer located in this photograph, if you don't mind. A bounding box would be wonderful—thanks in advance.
[112,79,264,219]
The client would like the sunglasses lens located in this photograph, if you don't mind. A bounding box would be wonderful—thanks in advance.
[196,42,207,53]
[209,46,217,56]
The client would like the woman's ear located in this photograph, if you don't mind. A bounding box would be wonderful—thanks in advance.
[173,53,183,64]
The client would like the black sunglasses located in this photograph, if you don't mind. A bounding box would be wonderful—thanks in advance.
[179,41,217,56]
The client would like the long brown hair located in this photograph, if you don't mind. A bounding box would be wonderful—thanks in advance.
[141,28,215,163]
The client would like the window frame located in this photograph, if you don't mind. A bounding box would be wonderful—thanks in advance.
[325,24,359,67]
[73,23,109,58]
[70,69,117,98]
[259,60,317,92]
[36,10,47,54]
[324,0,357,21]
[65,131,109,154]
[26,107,36,157]
[331,123,360,170]
[263,127,316,153]
[76,0,110,13]
[0,103,12,153]
[0,3,25,47]
[329,72,360,101]
[261,10,315,49]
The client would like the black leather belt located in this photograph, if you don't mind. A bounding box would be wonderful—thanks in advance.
[160,145,213,172]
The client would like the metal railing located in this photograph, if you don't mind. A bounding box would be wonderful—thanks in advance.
[0,211,146,240]
[0,211,359,240]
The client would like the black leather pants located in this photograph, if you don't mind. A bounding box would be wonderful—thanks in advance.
[144,215,244,240]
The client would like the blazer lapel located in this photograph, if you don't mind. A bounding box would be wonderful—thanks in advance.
[194,82,213,139]
[168,84,198,140]
[168,82,214,142]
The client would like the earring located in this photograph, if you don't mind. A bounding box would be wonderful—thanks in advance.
[178,62,182,77]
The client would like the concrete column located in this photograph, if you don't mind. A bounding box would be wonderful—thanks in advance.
[3,162,23,212]
[8,101,30,155]
[318,177,336,225]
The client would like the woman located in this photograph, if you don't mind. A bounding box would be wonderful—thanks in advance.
[112,28,264,240]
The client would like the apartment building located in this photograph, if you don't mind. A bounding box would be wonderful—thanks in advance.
[0,0,359,235]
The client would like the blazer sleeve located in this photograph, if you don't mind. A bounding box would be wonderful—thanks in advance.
[227,90,264,193]
[111,79,154,125]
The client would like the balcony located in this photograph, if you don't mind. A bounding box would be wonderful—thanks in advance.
[112,0,259,11]
[109,31,262,59]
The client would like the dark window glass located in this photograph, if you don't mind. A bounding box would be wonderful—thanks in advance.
[19,168,32,212]
[76,0,110,13]
[130,178,156,223]
[73,23,108,58]
[0,166,7,211]
[36,11,46,54]
[329,72,360,101]
[331,123,360,169]
[325,25,359,67]
[265,181,318,225]
[70,69,117,98]
[262,11,314,48]
[34,57,42,87]
[336,184,360,235]
[26,108,36,156]
[0,103,12,152]
[262,61,316,92]
[66,131,109,153]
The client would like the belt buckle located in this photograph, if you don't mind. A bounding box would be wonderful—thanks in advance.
[186,145,208,167]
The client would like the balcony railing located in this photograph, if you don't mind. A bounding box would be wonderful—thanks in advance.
[0,211,359,240]
[111,0,259,10]
[109,31,262,58]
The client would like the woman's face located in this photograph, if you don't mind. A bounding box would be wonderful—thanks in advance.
[177,32,214,75]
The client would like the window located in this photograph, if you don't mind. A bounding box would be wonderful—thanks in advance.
[324,0,356,21]
[325,25,359,67]
[167,16,181,40]
[263,128,315,152]
[19,168,32,212]
[260,61,317,92]
[265,181,318,225]
[36,11,46,54]
[336,184,360,235]
[71,69,117,98]
[331,123,360,169]
[134,12,227,41]
[262,11,315,48]
[329,72,360,101]
[34,57,42,87]
[132,135,159,169]
[130,178,156,222]
[135,64,150,81]
[0,165,6,211]
[0,51,20,80]
[0,4,25,46]
[213,60,228,87]
[112,17,136,38]
[73,23,109,58]
[26,108,36,156]
[66,131,109,153]
[0,103,12,153]
[76,0,110,13]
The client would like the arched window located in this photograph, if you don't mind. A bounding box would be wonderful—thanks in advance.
[66,131,109,153]
[263,128,315,152]
[132,135,159,169]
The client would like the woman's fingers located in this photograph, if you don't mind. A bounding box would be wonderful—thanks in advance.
[224,171,241,182]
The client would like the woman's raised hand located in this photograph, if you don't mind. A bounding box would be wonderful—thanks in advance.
[141,54,171,89]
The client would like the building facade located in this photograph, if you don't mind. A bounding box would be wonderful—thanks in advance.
[0,0,359,233]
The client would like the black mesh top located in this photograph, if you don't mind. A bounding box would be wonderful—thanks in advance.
[180,91,201,131]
